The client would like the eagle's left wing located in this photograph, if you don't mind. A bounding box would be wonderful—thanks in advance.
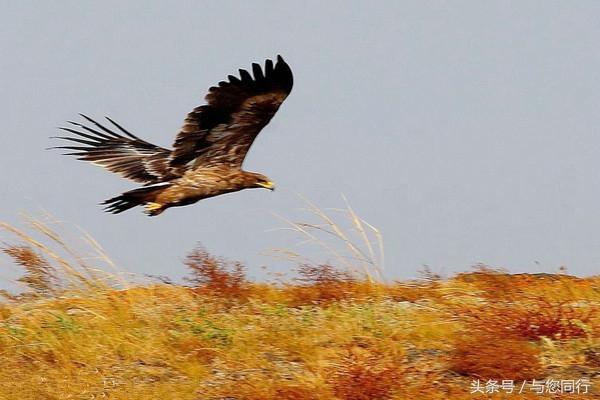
[55,115,181,184]
[170,55,293,168]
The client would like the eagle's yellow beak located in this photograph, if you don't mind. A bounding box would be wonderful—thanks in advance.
[259,181,275,191]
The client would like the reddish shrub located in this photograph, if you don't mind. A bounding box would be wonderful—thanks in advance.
[184,245,249,300]
[285,264,360,305]
[449,331,542,381]
[462,298,593,341]
[327,348,402,400]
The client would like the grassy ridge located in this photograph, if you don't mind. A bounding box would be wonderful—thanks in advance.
[0,246,598,399]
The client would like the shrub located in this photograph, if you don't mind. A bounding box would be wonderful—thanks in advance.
[184,244,249,300]
[327,347,402,400]
[449,331,543,381]
[285,264,382,305]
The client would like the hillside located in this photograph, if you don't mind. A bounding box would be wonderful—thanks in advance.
[1,247,598,399]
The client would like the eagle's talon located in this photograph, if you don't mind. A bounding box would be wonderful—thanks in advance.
[144,202,164,216]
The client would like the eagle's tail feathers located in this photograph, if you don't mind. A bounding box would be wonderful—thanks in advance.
[102,184,170,216]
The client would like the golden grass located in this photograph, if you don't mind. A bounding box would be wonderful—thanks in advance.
[0,215,598,399]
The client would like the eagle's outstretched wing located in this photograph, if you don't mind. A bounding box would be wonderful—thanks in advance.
[55,114,180,184]
[171,55,293,168]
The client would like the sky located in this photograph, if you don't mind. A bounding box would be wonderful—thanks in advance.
[1,1,600,282]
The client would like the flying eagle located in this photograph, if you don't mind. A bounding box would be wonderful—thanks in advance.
[55,56,293,216]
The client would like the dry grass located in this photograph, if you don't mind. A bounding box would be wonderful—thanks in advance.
[0,215,598,399]
[269,195,385,282]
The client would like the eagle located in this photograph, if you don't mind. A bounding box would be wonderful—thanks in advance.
[55,56,293,216]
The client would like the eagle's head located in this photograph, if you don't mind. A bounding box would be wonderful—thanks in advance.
[244,172,275,191]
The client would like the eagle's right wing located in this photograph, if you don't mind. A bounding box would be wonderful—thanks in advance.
[55,114,181,184]
[170,55,293,168]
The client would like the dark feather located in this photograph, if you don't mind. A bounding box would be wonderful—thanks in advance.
[252,63,264,81]
[239,69,253,84]
[104,116,142,139]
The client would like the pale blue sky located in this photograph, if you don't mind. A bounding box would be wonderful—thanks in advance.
[1,1,600,281]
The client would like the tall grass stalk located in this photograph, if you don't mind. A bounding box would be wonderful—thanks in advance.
[271,195,385,282]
